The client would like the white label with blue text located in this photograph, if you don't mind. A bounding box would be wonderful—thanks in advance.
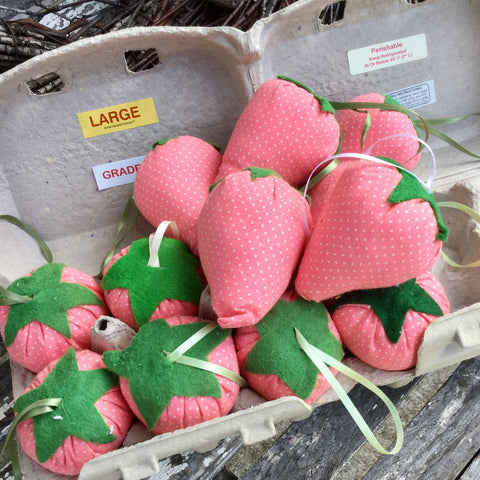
[387,80,436,109]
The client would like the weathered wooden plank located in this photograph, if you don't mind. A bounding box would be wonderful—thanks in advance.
[362,358,480,480]
[239,377,421,479]
[0,350,14,480]
[459,449,480,480]
[150,436,243,480]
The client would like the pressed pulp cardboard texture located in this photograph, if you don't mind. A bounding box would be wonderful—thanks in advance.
[0,1,480,479]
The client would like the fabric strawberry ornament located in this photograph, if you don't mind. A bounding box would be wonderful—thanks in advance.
[215,76,340,188]
[133,136,222,255]
[102,316,241,434]
[296,157,448,302]
[235,293,343,403]
[335,93,421,170]
[197,167,311,328]
[330,272,450,371]
[0,263,108,373]
[14,348,133,476]
[101,223,204,330]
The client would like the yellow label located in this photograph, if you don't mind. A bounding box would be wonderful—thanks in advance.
[77,98,159,138]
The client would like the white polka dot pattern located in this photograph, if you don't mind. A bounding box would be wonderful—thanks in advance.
[134,136,222,255]
[331,272,450,371]
[336,93,421,170]
[296,159,443,302]
[118,315,240,435]
[197,170,311,328]
[216,78,340,187]
[16,349,133,476]
[0,267,108,373]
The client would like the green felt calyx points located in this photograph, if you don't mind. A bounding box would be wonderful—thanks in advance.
[4,263,103,347]
[244,298,343,399]
[151,137,176,149]
[245,166,283,181]
[276,75,335,115]
[103,319,231,430]
[209,166,282,193]
[380,156,449,241]
[331,278,444,344]
[14,348,118,463]
[101,237,204,328]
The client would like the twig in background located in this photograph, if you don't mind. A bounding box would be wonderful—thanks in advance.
[0,0,299,72]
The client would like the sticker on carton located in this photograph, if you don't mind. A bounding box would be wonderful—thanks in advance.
[92,156,146,191]
[387,80,436,109]
[77,98,159,138]
[348,34,427,75]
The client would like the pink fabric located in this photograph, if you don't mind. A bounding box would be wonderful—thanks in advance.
[331,272,450,371]
[16,350,133,476]
[0,267,108,373]
[197,170,311,328]
[296,159,443,302]
[216,78,340,187]
[102,247,199,330]
[133,136,222,255]
[234,296,341,403]
[119,316,240,435]
[336,93,421,170]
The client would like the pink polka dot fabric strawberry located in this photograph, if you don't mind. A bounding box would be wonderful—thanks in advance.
[335,93,420,170]
[198,168,312,328]
[102,245,199,330]
[134,136,222,255]
[0,264,108,373]
[216,77,340,188]
[336,93,421,170]
[330,272,450,371]
[102,316,240,435]
[235,292,344,403]
[296,157,448,302]
[15,349,133,476]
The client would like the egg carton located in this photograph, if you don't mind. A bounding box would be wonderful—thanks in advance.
[1,0,479,479]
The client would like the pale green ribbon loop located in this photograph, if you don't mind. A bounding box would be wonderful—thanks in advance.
[98,195,139,278]
[170,354,248,388]
[299,158,341,194]
[438,201,480,268]
[0,214,53,263]
[1,398,63,480]
[413,112,480,159]
[164,322,248,387]
[165,322,218,363]
[295,329,404,455]
[147,220,180,268]
[0,285,32,306]
[330,100,430,145]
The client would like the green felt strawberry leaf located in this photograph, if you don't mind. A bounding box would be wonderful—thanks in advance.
[244,298,343,399]
[245,166,282,181]
[331,278,444,343]
[103,319,231,430]
[14,348,118,463]
[4,263,103,347]
[101,237,203,328]
[151,137,175,149]
[383,157,449,241]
